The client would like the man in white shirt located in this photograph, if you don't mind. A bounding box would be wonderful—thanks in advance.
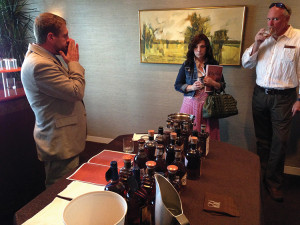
[242,3,300,202]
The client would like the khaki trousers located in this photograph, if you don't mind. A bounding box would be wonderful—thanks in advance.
[44,155,79,187]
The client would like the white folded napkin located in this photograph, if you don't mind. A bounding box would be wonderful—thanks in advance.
[22,197,69,225]
[58,181,104,199]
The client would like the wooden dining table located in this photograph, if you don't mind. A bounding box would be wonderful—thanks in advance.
[14,134,262,225]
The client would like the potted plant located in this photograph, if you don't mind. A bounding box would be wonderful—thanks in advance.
[0,0,37,76]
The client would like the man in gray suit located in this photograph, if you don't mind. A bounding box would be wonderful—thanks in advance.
[21,13,86,187]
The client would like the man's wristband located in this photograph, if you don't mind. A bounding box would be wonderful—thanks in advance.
[298,98,300,101]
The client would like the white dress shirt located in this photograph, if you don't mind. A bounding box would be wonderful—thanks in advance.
[242,26,300,94]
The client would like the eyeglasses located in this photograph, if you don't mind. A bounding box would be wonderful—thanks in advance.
[269,3,291,15]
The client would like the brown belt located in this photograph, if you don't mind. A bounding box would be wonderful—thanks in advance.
[257,85,296,95]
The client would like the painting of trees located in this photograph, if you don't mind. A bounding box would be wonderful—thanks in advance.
[139,7,245,65]
[184,12,211,44]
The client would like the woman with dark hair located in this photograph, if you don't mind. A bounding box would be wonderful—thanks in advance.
[174,33,225,140]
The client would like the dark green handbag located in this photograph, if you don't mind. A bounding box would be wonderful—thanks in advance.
[202,91,238,119]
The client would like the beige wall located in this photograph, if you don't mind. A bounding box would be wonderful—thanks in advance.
[29,0,300,168]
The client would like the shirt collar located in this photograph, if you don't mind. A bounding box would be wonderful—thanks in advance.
[281,25,293,39]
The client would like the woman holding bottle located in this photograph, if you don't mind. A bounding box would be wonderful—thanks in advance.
[174,34,225,140]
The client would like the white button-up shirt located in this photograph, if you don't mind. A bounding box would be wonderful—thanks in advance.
[242,26,300,94]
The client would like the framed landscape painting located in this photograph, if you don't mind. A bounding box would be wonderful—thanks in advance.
[139,6,246,65]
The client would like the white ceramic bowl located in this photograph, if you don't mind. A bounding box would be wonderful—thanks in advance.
[63,191,127,225]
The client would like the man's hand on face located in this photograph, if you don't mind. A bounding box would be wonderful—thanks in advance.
[59,39,79,64]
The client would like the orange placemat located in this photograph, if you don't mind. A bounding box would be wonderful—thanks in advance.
[88,150,135,168]
[67,163,110,185]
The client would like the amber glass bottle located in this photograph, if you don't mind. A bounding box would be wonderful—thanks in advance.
[119,155,133,192]
[172,141,187,187]
[155,126,164,145]
[154,144,167,176]
[181,121,190,155]
[185,137,201,180]
[140,161,156,225]
[199,124,209,157]
[144,130,156,161]
[134,138,148,178]
[166,132,177,166]
[167,165,180,193]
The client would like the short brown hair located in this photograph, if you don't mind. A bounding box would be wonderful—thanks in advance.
[34,12,66,44]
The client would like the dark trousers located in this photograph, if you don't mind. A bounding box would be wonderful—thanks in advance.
[252,85,297,189]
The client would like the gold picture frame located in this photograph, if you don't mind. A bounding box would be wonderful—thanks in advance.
[139,6,246,65]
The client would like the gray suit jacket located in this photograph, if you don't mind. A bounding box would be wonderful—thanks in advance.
[21,44,87,161]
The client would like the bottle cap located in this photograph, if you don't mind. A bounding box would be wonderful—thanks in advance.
[110,161,118,168]
[170,132,177,139]
[148,130,155,136]
[146,161,156,168]
[191,136,198,144]
[123,155,132,162]
[167,165,178,173]
[158,126,164,133]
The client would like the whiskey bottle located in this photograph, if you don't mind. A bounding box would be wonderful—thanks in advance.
[126,176,147,225]
[119,155,133,192]
[167,165,180,193]
[140,161,156,225]
[185,137,201,180]
[105,161,126,197]
[175,127,185,161]
[173,142,187,187]
[155,126,164,146]
[144,130,156,161]
[182,121,190,155]
[154,144,167,176]
[166,132,177,166]
[199,124,209,157]
[134,138,149,178]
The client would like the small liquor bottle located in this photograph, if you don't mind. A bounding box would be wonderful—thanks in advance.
[134,138,149,178]
[155,126,164,146]
[175,127,184,160]
[119,155,133,192]
[145,130,157,161]
[167,165,180,193]
[166,132,177,166]
[199,124,210,157]
[173,142,187,187]
[185,137,201,180]
[182,121,190,155]
[140,161,156,225]
[105,161,126,197]
[126,174,147,225]
[154,144,167,176]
